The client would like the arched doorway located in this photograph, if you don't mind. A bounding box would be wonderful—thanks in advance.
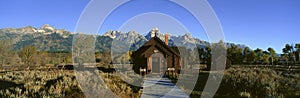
[150,53,166,74]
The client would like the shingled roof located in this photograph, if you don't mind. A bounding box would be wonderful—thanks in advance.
[132,36,180,57]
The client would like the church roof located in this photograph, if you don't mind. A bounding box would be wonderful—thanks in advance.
[132,36,180,57]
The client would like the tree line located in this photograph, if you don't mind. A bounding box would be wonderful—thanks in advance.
[0,40,72,68]
[197,42,300,66]
[1,39,299,68]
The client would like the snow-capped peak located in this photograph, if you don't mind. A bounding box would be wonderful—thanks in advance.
[103,30,123,39]
[41,24,56,31]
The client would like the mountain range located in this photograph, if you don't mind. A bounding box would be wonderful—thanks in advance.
[0,24,247,52]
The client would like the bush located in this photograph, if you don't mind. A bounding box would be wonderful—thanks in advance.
[0,70,81,97]
[0,70,143,98]
[205,58,231,71]
[216,68,300,97]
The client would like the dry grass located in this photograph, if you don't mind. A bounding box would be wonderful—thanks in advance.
[178,67,300,97]
[0,66,143,98]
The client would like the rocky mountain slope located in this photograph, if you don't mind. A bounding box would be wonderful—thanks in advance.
[0,25,246,52]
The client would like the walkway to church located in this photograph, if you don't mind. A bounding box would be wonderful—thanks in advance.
[141,76,190,98]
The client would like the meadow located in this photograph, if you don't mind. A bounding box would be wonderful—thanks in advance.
[175,66,300,98]
[1,63,300,98]
[0,65,142,98]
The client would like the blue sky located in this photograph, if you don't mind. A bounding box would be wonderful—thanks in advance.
[0,0,299,53]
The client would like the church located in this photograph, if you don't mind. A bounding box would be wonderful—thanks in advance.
[132,28,186,75]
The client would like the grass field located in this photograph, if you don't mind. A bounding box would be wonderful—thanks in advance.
[1,64,300,98]
[176,66,300,98]
[0,65,143,98]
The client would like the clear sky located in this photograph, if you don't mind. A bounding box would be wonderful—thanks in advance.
[0,0,299,53]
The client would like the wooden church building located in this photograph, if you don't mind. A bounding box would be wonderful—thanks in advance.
[132,32,185,75]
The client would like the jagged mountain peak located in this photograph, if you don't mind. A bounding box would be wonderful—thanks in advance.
[0,26,37,34]
[183,32,192,38]
[41,24,52,28]
[41,24,56,31]
[150,27,161,35]
[127,30,137,35]
[152,27,159,31]
[145,27,167,40]
[0,25,248,52]
[103,30,123,39]
[24,26,36,29]
[22,26,37,33]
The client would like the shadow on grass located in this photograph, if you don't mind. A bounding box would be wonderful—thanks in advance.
[0,80,24,90]
[189,72,210,98]
[97,67,115,73]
